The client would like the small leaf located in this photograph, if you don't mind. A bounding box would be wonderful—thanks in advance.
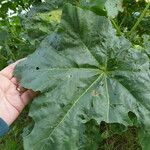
[105,0,124,18]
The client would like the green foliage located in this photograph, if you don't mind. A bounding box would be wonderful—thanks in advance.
[14,2,150,150]
[0,0,34,69]
[117,1,150,41]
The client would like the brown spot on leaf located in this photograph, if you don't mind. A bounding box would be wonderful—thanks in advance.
[91,90,100,97]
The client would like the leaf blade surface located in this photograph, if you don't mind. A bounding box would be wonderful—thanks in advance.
[15,4,150,150]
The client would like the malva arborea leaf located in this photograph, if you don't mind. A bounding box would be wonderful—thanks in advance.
[14,4,150,150]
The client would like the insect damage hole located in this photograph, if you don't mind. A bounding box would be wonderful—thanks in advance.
[67,74,72,78]
[36,67,40,70]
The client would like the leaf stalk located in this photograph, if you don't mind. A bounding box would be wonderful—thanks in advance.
[111,19,122,36]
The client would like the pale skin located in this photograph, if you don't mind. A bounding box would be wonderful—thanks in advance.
[0,60,37,126]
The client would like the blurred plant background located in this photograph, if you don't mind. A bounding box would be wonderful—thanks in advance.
[0,0,149,149]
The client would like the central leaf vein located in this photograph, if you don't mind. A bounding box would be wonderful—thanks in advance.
[35,74,103,146]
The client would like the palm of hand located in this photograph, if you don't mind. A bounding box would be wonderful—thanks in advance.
[0,61,36,125]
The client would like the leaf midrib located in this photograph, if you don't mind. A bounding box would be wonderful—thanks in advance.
[33,73,103,148]
[104,75,110,122]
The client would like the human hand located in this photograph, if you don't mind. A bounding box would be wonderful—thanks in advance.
[0,60,37,126]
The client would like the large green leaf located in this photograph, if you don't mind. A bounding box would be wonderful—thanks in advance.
[15,4,150,150]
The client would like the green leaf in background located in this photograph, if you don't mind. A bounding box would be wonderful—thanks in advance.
[21,9,62,46]
[30,0,79,12]
[80,0,107,15]
[0,30,8,44]
[15,4,150,150]
[80,0,124,17]
[105,0,124,18]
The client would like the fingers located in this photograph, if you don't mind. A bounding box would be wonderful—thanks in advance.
[11,74,27,94]
[11,77,19,86]
[0,58,26,79]
[21,90,38,106]
[16,85,27,94]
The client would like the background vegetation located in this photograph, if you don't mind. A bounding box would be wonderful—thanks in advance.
[0,0,149,149]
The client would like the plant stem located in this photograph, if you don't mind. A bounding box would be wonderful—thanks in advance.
[111,19,122,36]
[127,2,150,36]
[0,55,7,60]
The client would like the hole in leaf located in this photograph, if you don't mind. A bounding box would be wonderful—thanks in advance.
[68,74,72,78]
[113,104,117,108]
[79,114,85,120]
[128,111,138,125]
[60,103,65,108]
[36,67,40,70]
[101,83,104,87]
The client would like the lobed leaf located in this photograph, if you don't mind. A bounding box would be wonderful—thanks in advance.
[15,4,150,150]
